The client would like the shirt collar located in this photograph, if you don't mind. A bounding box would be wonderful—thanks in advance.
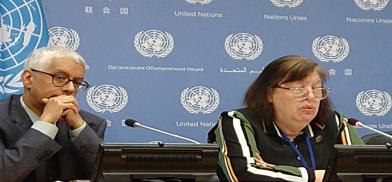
[19,96,40,124]
[271,121,315,139]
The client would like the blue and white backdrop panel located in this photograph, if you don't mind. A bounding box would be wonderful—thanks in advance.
[41,0,392,143]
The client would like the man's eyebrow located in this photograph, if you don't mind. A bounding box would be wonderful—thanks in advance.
[52,70,84,80]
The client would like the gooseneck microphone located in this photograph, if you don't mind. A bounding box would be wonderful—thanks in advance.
[125,119,200,144]
[348,118,392,140]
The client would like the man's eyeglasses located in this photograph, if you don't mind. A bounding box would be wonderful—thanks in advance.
[31,69,90,92]
[274,85,330,100]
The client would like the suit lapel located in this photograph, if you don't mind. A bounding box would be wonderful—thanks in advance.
[9,95,33,134]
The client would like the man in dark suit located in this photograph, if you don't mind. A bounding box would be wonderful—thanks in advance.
[0,46,107,182]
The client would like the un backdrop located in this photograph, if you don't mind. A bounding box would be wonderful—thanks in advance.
[39,0,392,143]
[0,0,48,98]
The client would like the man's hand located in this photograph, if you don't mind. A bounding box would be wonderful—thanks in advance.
[40,95,79,124]
[62,107,84,129]
[40,95,84,129]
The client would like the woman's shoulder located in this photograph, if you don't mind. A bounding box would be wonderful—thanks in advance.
[325,110,347,126]
[319,110,353,134]
[219,108,261,131]
[220,107,255,121]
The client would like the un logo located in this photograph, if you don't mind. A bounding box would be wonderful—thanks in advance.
[0,0,48,96]
[312,35,350,63]
[134,29,174,58]
[356,89,392,116]
[270,0,303,8]
[180,86,220,114]
[48,27,80,50]
[355,0,389,11]
[186,0,213,4]
[86,85,128,113]
[225,33,263,61]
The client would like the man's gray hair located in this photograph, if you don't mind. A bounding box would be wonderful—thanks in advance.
[24,46,86,70]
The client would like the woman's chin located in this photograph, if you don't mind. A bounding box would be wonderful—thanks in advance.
[298,113,317,123]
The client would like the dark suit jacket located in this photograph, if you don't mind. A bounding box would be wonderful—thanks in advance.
[0,95,107,182]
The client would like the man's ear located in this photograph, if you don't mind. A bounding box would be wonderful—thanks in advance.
[22,70,33,89]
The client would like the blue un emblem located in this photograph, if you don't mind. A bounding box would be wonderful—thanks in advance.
[0,0,48,99]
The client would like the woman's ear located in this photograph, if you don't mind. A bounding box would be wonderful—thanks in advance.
[267,87,273,103]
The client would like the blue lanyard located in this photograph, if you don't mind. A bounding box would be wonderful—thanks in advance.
[282,132,316,170]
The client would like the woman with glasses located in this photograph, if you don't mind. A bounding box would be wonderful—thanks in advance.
[209,55,363,182]
[0,46,107,182]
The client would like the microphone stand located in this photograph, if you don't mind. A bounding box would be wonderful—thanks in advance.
[135,123,201,144]
[358,122,392,140]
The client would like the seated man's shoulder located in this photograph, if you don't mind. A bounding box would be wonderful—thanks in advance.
[79,110,106,126]
[0,95,20,117]
[0,95,14,107]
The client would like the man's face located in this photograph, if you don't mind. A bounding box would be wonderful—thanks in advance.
[23,58,85,113]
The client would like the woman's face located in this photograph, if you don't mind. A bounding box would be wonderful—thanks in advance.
[268,71,322,127]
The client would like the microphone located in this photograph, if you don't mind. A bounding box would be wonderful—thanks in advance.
[125,119,200,144]
[347,118,392,140]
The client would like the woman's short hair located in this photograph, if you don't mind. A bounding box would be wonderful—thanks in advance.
[244,55,333,129]
[24,46,86,70]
